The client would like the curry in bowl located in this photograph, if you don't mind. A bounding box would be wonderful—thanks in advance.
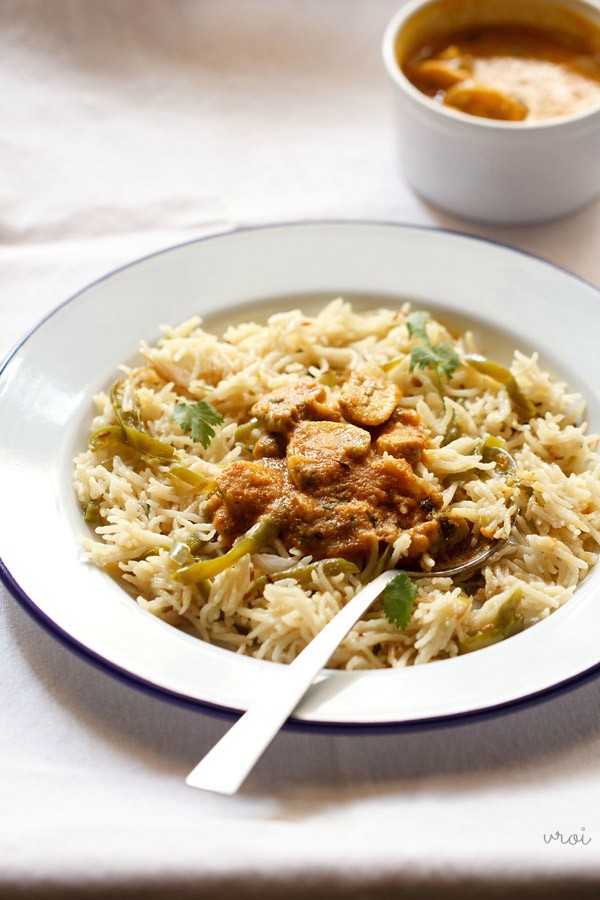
[397,0,600,121]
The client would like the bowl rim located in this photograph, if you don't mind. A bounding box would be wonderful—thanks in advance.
[382,0,600,132]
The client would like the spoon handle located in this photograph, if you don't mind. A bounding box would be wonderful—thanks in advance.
[186,570,397,794]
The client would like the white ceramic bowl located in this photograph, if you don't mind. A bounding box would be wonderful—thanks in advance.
[382,0,600,224]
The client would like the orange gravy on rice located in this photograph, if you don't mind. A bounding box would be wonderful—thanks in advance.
[208,375,442,562]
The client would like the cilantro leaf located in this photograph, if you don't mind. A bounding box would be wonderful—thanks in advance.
[382,573,418,629]
[172,400,224,449]
[409,343,438,373]
[433,342,461,379]
[406,310,461,403]
[406,310,431,343]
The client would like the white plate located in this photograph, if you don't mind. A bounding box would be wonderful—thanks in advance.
[1,222,599,728]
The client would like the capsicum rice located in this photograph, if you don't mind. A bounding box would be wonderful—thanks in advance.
[73,301,600,668]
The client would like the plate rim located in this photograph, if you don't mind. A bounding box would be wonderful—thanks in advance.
[4,218,600,374]
[2,218,600,731]
[4,555,600,733]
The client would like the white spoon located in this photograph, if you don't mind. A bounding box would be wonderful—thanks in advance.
[186,539,504,794]
[186,448,516,794]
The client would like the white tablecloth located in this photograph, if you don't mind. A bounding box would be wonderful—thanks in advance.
[2,2,600,897]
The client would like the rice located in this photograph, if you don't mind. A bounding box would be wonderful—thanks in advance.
[73,299,600,668]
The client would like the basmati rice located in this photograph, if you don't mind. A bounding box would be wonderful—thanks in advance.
[73,300,600,668]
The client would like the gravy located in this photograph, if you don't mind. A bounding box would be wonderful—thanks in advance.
[404,24,600,120]
[208,376,442,563]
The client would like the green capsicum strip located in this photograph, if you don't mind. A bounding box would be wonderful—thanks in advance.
[91,424,220,499]
[84,500,101,524]
[169,541,197,567]
[479,434,507,453]
[111,380,175,460]
[380,355,404,373]
[249,557,360,597]
[465,355,535,421]
[233,418,260,443]
[441,409,462,446]
[173,517,280,584]
[89,425,213,492]
[361,545,394,584]
[318,371,338,387]
[89,424,131,453]
[459,588,524,654]
[168,464,215,490]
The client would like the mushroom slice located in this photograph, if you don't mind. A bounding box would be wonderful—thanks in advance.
[370,454,436,502]
[410,57,472,91]
[286,420,371,490]
[339,371,401,427]
[251,377,339,433]
[253,432,286,459]
[375,420,425,464]
[443,81,528,121]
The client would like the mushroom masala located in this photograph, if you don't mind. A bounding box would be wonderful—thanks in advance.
[208,376,442,562]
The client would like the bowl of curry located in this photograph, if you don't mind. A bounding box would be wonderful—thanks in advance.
[382,0,600,222]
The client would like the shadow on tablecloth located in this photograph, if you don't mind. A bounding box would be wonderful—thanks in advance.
[9,592,600,808]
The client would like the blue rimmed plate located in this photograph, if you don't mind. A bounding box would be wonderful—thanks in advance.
[1,222,599,727]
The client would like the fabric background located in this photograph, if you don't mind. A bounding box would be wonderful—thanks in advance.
[2,2,600,897]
